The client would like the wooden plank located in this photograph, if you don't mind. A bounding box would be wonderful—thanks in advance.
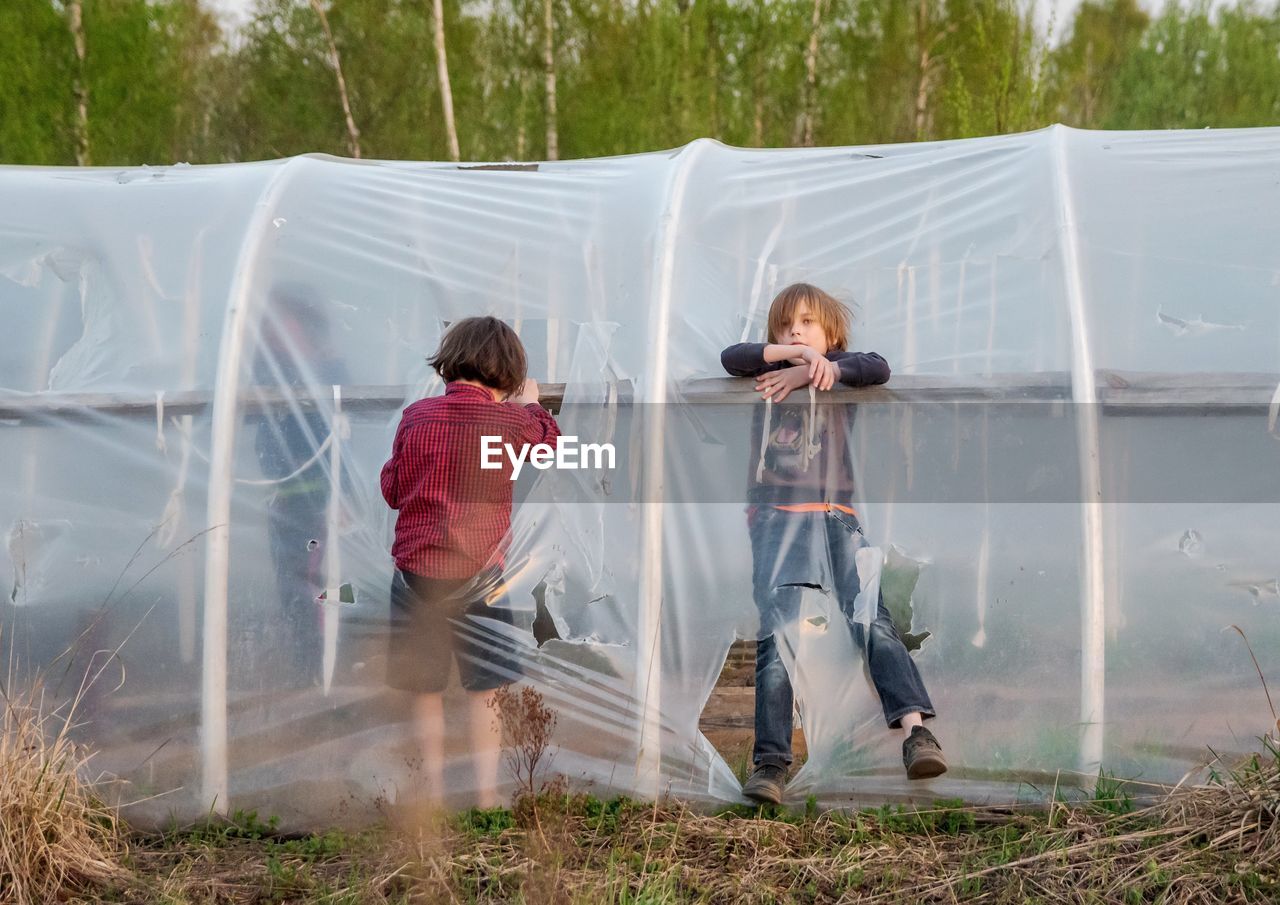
[1098,370,1280,413]
[4,370,1278,422]
[1099,371,1280,390]
[682,373,1073,403]
[0,384,573,422]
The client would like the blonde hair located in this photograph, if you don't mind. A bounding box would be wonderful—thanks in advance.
[766,283,852,351]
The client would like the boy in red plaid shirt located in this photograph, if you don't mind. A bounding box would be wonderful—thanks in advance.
[381,316,560,808]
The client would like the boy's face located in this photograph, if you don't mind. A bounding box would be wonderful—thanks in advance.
[778,302,830,355]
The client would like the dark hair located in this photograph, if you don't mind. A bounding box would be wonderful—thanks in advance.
[429,316,527,397]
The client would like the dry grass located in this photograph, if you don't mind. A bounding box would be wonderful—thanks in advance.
[8,653,1280,903]
[71,734,1278,904]
[4,675,1277,903]
[443,744,1280,905]
[0,673,126,904]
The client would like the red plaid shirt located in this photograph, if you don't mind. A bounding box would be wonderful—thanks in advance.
[381,382,561,579]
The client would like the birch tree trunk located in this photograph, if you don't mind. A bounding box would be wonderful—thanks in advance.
[751,1,766,147]
[796,0,824,147]
[68,0,90,166]
[432,0,461,161]
[543,0,558,160]
[1082,39,1096,127]
[309,0,362,159]
[913,0,954,141]
[677,0,692,137]
[516,73,528,160]
[707,8,720,138]
[515,0,536,160]
[914,49,932,139]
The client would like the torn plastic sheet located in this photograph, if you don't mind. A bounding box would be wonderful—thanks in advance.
[1155,307,1246,337]
[7,518,73,605]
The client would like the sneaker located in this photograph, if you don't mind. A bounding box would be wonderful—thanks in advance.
[742,764,787,804]
[903,726,948,780]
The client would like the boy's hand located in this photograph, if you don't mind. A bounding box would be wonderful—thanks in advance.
[509,378,540,405]
[809,357,838,391]
[755,365,811,403]
[797,347,838,390]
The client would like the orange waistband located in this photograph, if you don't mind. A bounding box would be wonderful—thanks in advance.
[773,503,857,516]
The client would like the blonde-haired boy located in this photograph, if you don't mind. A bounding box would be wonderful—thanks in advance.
[721,283,946,805]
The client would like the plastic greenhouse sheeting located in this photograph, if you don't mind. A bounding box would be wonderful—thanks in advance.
[2,125,1279,829]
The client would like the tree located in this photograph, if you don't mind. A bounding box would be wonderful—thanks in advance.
[1045,0,1149,128]
[431,0,461,160]
[8,0,1280,166]
[1107,0,1280,130]
[309,0,362,157]
[70,0,221,166]
[797,0,827,146]
[216,0,473,161]
[938,0,1046,139]
[0,0,74,164]
[543,0,558,159]
[824,0,920,145]
[913,0,951,139]
[68,0,89,164]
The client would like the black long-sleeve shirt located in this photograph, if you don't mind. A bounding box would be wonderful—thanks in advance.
[719,343,891,507]
[720,343,891,387]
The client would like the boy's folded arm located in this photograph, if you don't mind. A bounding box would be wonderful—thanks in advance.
[378,453,399,509]
[720,342,773,377]
[522,403,562,446]
[380,418,411,509]
[832,351,891,387]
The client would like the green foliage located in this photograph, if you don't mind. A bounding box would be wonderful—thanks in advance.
[1043,0,1150,128]
[274,828,351,859]
[579,794,641,834]
[88,0,221,165]
[179,807,357,858]
[862,798,979,835]
[453,793,645,839]
[455,804,517,837]
[1108,0,1280,130]
[183,807,282,844]
[7,0,1280,166]
[0,0,75,163]
[1091,769,1136,815]
[598,858,684,904]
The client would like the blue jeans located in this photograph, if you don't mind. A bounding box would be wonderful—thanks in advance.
[748,506,936,768]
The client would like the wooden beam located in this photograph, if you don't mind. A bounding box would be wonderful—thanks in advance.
[3,371,1278,422]
[1097,370,1280,413]
[681,373,1073,403]
[0,385,571,422]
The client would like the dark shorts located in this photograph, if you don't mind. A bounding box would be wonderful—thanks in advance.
[387,568,519,693]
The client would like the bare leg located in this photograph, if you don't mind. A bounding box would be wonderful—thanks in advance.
[468,688,503,808]
[899,711,923,738]
[413,692,446,805]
